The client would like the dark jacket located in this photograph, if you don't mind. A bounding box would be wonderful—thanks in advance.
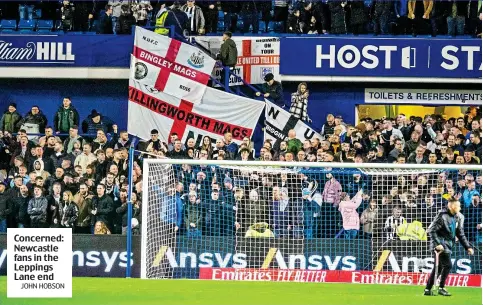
[54,106,80,133]
[328,0,347,34]
[350,0,367,25]
[219,38,238,67]
[81,115,114,135]
[407,154,429,164]
[0,191,10,221]
[165,8,189,38]
[0,111,21,133]
[261,81,284,107]
[62,202,79,227]
[11,194,30,226]
[16,110,48,133]
[117,11,136,34]
[27,196,48,224]
[287,12,303,33]
[91,194,114,228]
[99,12,114,34]
[441,0,468,17]
[427,208,471,254]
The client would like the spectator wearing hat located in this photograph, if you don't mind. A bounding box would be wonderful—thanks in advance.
[222,177,235,205]
[81,110,114,138]
[0,103,21,134]
[256,73,284,108]
[54,97,79,135]
[217,31,238,88]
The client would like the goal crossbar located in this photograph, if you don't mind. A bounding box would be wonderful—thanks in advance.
[142,159,482,171]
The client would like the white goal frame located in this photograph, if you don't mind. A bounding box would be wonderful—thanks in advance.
[140,159,481,279]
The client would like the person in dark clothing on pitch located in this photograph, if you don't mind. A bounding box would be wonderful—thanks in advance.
[424,197,474,296]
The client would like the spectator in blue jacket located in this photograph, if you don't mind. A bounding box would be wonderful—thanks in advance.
[463,180,480,208]
[81,110,114,137]
[394,0,408,34]
[223,131,238,160]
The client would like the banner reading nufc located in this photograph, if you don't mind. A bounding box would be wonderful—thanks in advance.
[264,100,323,148]
[196,36,280,86]
[128,79,265,144]
[132,27,216,104]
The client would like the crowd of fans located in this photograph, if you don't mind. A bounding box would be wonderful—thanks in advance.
[0,88,479,244]
[2,0,481,36]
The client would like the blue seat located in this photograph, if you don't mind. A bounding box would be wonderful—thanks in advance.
[267,21,274,32]
[18,19,36,33]
[217,20,224,32]
[54,20,62,31]
[37,19,53,33]
[90,20,99,32]
[218,10,224,21]
[33,8,42,19]
[274,21,284,33]
[236,20,244,32]
[0,20,17,32]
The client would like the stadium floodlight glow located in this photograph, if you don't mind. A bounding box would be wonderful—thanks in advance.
[140,159,481,287]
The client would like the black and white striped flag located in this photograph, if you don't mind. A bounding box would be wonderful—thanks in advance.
[264,100,323,149]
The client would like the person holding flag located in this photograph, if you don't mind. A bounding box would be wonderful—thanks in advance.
[424,197,474,296]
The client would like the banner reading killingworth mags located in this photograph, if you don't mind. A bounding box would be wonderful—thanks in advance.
[128,79,265,144]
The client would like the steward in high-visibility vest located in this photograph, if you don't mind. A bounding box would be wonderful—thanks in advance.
[154,10,169,35]
[397,220,428,241]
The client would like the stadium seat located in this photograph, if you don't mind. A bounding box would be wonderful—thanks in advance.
[0,19,17,32]
[90,20,99,32]
[217,10,224,21]
[267,21,274,33]
[54,20,62,31]
[258,20,266,33]
[18,19,36,33]
[236,20,244,32]
[274,21,284,33]
[37,20,53,33]
[33,8,42,19]
[217,20,224,33]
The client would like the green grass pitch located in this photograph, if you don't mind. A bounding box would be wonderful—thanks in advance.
[0,277,481,305]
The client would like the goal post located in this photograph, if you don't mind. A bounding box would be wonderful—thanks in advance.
[140,159,482,286]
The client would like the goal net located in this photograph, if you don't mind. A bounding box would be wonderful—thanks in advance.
[141,160,481,287]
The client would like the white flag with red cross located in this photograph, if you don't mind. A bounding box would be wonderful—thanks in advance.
[196,36,280,86]
[131,26,215,104]
[128,79,265,145]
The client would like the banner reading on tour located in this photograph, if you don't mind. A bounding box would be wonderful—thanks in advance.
[196,36,280,86]
[127,79,265,144]
[132,27,216,104]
